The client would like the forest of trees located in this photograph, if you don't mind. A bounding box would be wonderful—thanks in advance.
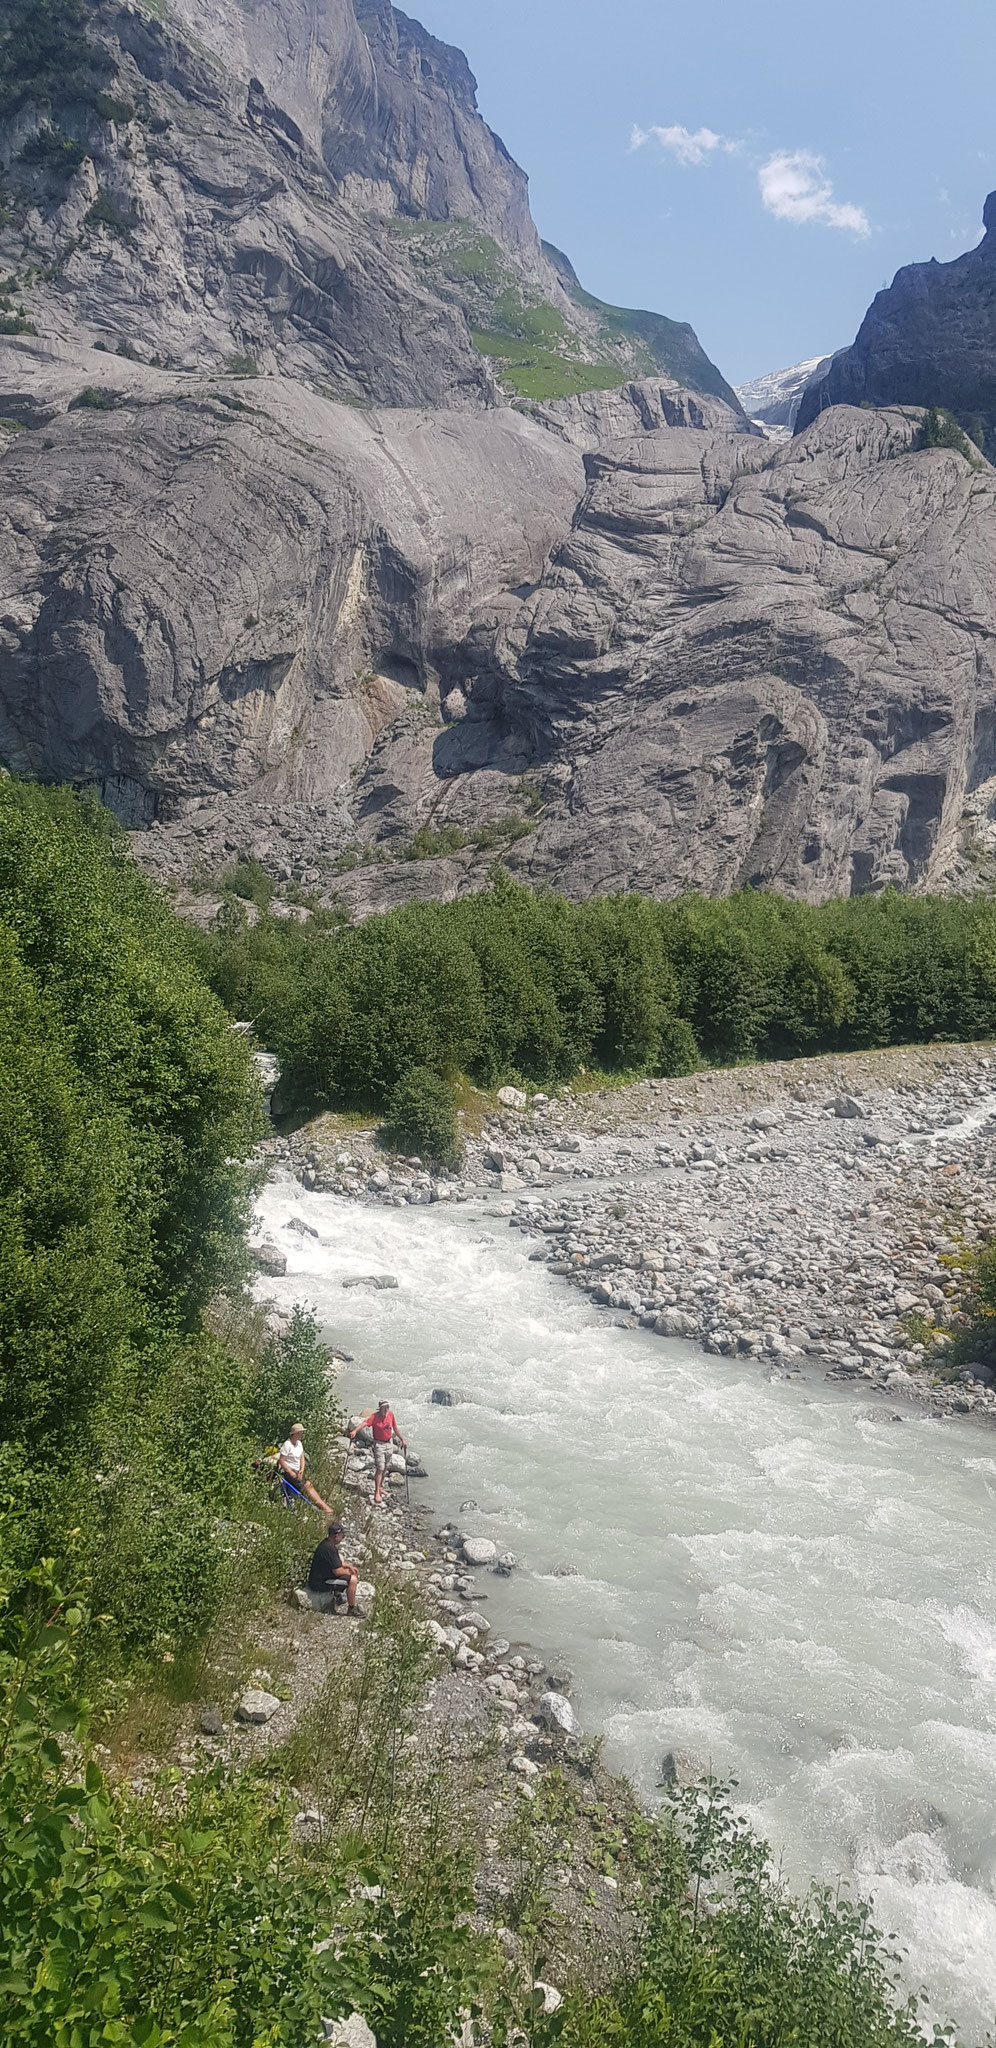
[198,872,996,1152]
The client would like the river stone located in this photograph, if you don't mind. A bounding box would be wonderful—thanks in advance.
[341,1274,399,1290]
[199,1707,224,1736]
[832,1096,863,1119]
[462,1537,498,1566]
[535,1690,579,1736]
[253,1240,287,1276]
[655,1309,696,1338]
[497,1087,528,1110]
[235,1688,282,1724]
[285,1215,320,1238]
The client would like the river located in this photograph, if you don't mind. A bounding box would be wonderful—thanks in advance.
[256,1172,996,2041]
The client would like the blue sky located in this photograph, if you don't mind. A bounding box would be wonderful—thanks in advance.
[406,0,996,385]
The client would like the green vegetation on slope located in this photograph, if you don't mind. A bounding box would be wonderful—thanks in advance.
[0,0,104,116]
[542,240,743,409]
[0,1572,948,2047]
[389,218,737,406]
[0,781,335,1666]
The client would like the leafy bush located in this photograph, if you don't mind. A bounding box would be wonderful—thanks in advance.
[548,1775,944,2048]
[247,1304,336,1444]
[84,190,136,237]
[384,1066,462,1165]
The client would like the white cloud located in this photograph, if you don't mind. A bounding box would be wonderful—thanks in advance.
[630,123,732,166]
[757,151,870,236]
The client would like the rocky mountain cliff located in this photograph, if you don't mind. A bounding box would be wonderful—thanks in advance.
[2,0,996,908]
[796,195,996,451]
[0,0,738,409]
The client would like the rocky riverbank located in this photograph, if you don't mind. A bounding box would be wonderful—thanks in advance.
[259,1041,996,1421]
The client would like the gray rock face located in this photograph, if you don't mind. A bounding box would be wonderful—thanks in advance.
[0,0,734,411]
[347,402,996,901]
[3,2,996,906]
[796,195,996,452]
[0,346,582,817]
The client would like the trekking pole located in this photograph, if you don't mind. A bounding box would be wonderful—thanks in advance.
[404,1446,411,1510]
[281,1476,325,1516]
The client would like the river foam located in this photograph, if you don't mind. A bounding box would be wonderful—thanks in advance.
[255,1174,996,2040]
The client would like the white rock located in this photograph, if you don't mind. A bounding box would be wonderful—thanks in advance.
[533,1982,563,2015]
[509,1752,540,1778]
[320,2013,377,2048]
[535,1690,579,1736]
[462,1536,498,1566]
[497,1086,527,1110]
[235,1688,281,1724]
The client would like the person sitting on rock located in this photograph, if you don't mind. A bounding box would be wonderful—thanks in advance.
[278,1423,331,1513]
[349,1401,406,1508]
[307,1523,360,1616]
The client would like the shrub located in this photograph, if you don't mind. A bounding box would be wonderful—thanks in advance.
[247,1305,336,1444]
[68,383,117,409]
[916,405,981,466]
[84,190,136,236]
[549,1775,940,2048]
[224,352,259,377]
[384,1066,462,1165]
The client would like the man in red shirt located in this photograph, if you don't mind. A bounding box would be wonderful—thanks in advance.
[349,1400,407,1508]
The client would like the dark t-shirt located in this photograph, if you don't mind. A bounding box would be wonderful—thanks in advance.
[308,1536,343,1589]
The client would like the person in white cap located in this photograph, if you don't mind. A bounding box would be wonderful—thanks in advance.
[278,1423,332,1512]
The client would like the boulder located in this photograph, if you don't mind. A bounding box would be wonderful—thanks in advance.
[430,1389,459,1405]
[832,1096,863,1119]
[235,1688,282,1725]
[462,1537,498,1566]
[199,1707,223,1736]
[341,1275,399,1290]
[497,1087,528,1110]
[654,1309,697,1338]
[285,1215,320,1238]
[252,1240,287,1277]
[494,1552,517,1576]
[509,1752,540,1778]
[535,1690,579,1737]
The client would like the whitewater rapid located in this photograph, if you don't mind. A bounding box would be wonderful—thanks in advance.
[256,1175,996,2041]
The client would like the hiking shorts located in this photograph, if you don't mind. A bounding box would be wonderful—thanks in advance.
[373,1441,391,1472]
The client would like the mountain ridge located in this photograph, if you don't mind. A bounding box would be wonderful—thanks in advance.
[3,0,996,910]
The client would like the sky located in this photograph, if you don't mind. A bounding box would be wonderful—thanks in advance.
[404,0,996,387]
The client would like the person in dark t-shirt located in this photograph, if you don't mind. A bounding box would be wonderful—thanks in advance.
[307,1523,360,1615]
